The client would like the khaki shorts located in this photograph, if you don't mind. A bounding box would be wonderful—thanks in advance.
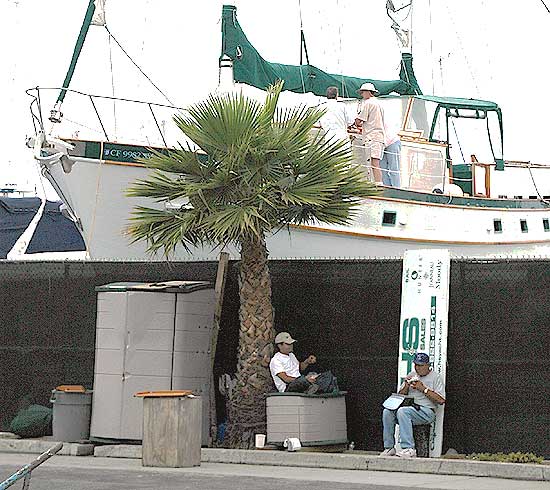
[366,140,384,160]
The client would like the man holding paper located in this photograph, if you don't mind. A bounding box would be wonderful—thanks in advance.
[381,353,446,458]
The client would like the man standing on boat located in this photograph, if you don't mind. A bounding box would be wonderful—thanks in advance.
[355,82,386,183]
[380,125,401,187]
[319,86,355,149]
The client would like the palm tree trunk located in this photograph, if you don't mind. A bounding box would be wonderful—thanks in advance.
[226,234,275,448]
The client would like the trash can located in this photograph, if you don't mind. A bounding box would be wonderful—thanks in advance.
[136,391,201,468]
[50,385,93,442]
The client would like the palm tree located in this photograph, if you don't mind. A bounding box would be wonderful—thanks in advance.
[127,81,378,447]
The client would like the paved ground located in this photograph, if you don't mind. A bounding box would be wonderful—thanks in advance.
[1,454,549,490]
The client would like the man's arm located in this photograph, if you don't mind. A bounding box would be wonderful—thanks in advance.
[276,372,298,384]
[398,373,416,395]
[411,380,446,405]
[300,355,316,372]
[398,381,410,395]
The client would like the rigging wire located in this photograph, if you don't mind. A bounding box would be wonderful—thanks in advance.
[443,3,480,96]
[104,25,175,106]
[450,119,466,164]
[64,116,104,135]
[527,165,550,205]
[107,28,117,139]
[336,0,345,96]
[297,0,306,93]
[428,0,435,95]
[540,0,550,13]
[479,0,494,87]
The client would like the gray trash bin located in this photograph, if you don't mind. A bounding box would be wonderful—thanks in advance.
[50,388,93,442]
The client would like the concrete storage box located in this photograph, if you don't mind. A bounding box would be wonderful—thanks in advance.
[266,392,348,446]
[90,281,214,445]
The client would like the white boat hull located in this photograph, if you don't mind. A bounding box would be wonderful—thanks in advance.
[44,154,550,261]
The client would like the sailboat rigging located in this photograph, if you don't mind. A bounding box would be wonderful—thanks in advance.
[23,1,550,264]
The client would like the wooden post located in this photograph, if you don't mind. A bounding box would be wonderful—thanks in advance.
[208,252,230,445]
[485,164,491,198]
[141,394,202,468]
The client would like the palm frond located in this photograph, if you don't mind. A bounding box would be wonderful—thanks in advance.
[128,80,381,255]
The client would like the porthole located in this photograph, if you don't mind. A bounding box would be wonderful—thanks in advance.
[382,211,397,226]
[543,218,549,232]
[493,219,502,233]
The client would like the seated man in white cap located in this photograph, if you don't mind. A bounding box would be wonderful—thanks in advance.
[269,331,319,394]
[355,82,386,183]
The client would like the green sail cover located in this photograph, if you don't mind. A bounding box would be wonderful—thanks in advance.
[56,0,97,104]
[221,5,422,98]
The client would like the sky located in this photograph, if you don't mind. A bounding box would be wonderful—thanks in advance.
[2,0,550,198]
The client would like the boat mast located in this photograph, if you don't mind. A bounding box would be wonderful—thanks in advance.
[218,55,235,92]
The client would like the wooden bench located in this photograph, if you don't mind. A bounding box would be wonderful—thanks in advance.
[266,391,348,446]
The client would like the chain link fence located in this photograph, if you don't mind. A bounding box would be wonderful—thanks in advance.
[0,258,548,456]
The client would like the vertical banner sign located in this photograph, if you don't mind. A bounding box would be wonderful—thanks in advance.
[397,249,450,457]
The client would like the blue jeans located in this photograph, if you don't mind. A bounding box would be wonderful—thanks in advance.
[380,140,401,187]
[383,406,435,449]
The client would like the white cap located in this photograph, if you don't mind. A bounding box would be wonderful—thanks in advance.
[357,82,380,96]
[274,332,297,344]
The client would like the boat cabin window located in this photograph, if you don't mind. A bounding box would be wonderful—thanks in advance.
[543,219,550,232]
[403,99,445,142]
[520,220,528,233]
[493,219,502,233]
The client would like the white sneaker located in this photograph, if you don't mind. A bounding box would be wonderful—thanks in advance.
[379,447,396,457]
[397,448,417,458]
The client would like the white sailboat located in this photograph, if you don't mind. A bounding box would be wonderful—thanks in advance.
[25,1,550,260]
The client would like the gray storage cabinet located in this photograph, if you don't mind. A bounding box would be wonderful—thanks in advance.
[90,281,214,444]
[266,392,348,446]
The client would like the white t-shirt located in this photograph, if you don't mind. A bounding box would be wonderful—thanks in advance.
[405,369,446,410]
[269,352,301,392]
[319,99,354,144]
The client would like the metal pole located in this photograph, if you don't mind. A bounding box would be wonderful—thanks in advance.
[0,443,63,490]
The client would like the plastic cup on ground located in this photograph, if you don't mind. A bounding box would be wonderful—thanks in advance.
[255,434,266,448]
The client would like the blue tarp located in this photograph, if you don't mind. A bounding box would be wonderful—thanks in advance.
[0,198,85,258]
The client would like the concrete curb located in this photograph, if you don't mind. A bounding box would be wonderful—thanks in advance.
[94,444,141,459]
[0,439,94,456]
[91,445,549,481]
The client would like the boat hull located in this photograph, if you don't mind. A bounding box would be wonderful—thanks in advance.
[43,155,550,260]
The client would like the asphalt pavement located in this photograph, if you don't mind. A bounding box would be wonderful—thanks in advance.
[1,454,549,490]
